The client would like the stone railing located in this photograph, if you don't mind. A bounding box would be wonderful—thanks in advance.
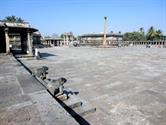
[79,40,166,47]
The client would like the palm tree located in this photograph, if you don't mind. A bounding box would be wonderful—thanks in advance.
[139,27,146,40]
[156,30,163,40]
[146,26,157,41]
[139,27,145,35]
[156,30,162,35]
[139,27,144,33]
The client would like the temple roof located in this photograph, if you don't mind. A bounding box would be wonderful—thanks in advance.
[0,21,38,32]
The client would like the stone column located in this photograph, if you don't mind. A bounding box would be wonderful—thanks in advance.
[63,36,65,46]
[59,41,61,46]
[27,31,33,55]
[60,41,62,46]
[103,17,107,45]
[66,35,69,45]
[57,41,59,46]
[71,36,73,42]
[5,28,10,53]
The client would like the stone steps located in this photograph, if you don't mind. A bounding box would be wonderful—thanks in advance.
[71,101,96,117]
[59,89,96,118]
[62,94,82,109]
[17,61,96,123]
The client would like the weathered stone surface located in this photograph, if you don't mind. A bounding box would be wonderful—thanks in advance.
[17,74,44,94]
[45,77,67,96]
[19,47,166,125]
[63,94,82,108]
[0,55,78,125]
[34,66,48,79]
[29,90,78,125]
[71,100,96,117]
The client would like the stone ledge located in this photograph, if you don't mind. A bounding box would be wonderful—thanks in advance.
[0,55,78,125]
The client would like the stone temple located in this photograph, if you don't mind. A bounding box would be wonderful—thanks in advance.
[1,18,166,125]
[0,20,38,54]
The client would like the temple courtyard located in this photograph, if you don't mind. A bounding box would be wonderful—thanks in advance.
[19,46,166,125]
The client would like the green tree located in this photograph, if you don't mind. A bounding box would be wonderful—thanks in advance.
[4,15,24,23]
[118,31,121,34]
[146,26,157,40]
[60,34,64,39]
[139,27,144,32]
[123,32,145,41]
[146,27,164,41]
[156,29,163,40]
[123,27,164,41]
[139,27,146,40]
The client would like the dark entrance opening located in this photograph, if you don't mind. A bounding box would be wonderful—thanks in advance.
[0,30,6,53]
[9,28,28,55]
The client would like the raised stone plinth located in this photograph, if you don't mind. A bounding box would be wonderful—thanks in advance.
[18,47,166,125]
[0,55,78,125]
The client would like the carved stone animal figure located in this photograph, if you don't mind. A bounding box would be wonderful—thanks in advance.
[46,77,67,97]
[34,66,48,80]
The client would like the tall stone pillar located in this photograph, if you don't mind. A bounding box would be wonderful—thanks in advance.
[66,35,69,45]
[103,17,107,46]
[5,28,10,53]
[27,31,33,55]
[59,41,61,46]
[60,41,62,46]
[64,36,66,46]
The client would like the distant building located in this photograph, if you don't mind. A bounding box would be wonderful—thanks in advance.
[62,32,74,45]
[42,32,75,46]
[42,36,62,46]
[0,20,38,54]
[79,33,123,46]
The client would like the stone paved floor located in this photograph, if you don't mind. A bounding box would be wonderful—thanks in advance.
[0,55,78,125]
[20,46,166,125]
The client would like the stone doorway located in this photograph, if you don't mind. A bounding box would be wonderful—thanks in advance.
[0,30,6,53]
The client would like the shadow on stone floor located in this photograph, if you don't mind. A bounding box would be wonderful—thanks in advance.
[40,52,57,58]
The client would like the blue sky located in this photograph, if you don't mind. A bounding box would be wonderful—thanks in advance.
[1,0,166,36]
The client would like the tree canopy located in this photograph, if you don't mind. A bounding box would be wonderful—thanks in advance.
[123,26,163,41]
[123,32,145,41]
[146,27,163,41]
[3,15,24,23]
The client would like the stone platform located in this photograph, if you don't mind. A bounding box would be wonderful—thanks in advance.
[19,46,166,125]
[0,55,78,125]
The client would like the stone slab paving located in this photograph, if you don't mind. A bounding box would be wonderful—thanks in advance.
[0,55,78,125]
[19,46,166,125]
